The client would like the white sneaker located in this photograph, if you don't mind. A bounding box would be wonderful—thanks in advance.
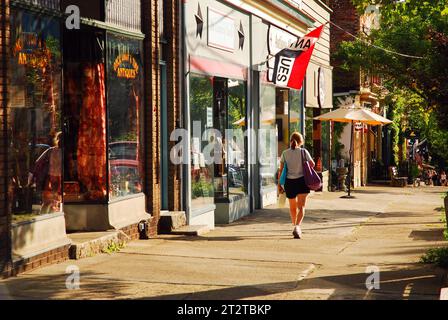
[293,226,302,239]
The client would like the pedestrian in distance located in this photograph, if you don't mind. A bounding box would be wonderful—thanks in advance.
[278,132,315,239]
[440,170,447,187]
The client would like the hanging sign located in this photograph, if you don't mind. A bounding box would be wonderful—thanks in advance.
[271,25,325,90]
[113,53,139,79]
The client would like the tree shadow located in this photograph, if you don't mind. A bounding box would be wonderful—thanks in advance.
[0,271,132,300]
[409,229,446,242]
[141,263,445,300]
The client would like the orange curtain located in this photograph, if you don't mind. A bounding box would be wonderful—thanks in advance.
[77,63,107,200]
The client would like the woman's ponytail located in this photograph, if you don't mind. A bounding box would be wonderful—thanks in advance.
[290,132,304,150]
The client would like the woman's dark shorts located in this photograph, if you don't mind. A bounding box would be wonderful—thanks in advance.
[285,177,310,199]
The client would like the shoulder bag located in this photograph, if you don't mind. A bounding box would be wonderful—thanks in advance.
[301,149,322,191]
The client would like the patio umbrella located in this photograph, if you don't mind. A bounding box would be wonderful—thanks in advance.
[314,107,392,198]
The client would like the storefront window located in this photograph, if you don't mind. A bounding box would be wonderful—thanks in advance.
[321,109,331,171]
[289,89,303,136]
[259,84,277,188]
[227,79,247,196]
[276,89,290,157]
[305,107,314,156]
[9,10,62,221]
[190,74,215,209]
[107,34,144,200]
[63,29,108,202]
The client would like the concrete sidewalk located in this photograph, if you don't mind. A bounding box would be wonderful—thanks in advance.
[0,185,447,300]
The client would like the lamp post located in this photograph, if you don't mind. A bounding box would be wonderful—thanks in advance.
[341,120,356,199]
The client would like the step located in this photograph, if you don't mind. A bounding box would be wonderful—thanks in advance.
[159,211,187,233]
[441,288,448,300]
[67,230,130,260]
[170,225,210,237]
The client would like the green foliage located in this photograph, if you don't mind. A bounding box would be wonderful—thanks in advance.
[192,180,214,199]
[338,0,448,129]
[409,163,420,179]
[421,247,448,268]
[332,121,347,160]
[102,241,126,255]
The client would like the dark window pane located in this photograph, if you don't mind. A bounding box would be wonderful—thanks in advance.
[63,29,107,202]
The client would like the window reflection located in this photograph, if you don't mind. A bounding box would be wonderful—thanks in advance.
[9,10,62,222]
[227,79,247,196]
[305,107,315,157]
[259,84,277,188]
[63,30,107,202]
[289,89,303,137]
[190,74,215,209]
[107,34,144,200]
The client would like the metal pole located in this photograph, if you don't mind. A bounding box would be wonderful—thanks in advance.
[348,120,354,197]
[342,120,355,199]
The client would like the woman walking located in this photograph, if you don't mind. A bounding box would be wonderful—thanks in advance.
[278,132,315,239]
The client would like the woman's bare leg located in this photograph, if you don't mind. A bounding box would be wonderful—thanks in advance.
[288,198,298,225]
[295,194,308,226]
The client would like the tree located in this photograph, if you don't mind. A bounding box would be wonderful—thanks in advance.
[336,0,448,127]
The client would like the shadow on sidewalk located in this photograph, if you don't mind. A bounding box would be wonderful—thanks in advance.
[142,263,445,300]
[0,271,130,300]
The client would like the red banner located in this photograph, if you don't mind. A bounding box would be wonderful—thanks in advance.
[272,25,324,90]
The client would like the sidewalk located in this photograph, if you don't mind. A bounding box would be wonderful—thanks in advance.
[0,185,447,300]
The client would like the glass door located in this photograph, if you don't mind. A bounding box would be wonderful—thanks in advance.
[63,28,108,203]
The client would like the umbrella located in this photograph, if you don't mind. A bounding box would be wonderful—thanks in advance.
[314,107,392,198]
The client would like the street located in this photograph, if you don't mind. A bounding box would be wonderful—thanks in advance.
[0,185,447,300]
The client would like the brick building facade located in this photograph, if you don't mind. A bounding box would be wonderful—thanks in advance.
[1,0,11,278]
[329,0,384,187]
[0,0,177,278]
[329,0,360,93]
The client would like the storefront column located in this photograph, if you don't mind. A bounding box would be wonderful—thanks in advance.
[164,0,182,212]
[0,0,12,277]
[142,0,161,235]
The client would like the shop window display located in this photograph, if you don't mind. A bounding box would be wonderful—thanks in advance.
[276,88,290,156]
[212,78,248,199]
[259,84,277,188]
[107,34,144,200]
[9,10,62,221]
[305,107,315,157]
[63,29,108,202]
[190,74,215,209]
[321,109,331,171]
[289,89,303,137]
[227,79,247,196]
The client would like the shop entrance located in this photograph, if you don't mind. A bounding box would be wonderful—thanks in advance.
[62,27,147,231]
[63,29,107,205]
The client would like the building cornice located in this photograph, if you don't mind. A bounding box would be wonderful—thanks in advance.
[222,0,312,36]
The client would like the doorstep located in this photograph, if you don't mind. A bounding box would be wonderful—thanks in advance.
[67,230,130,260]
[170,225,211,237]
